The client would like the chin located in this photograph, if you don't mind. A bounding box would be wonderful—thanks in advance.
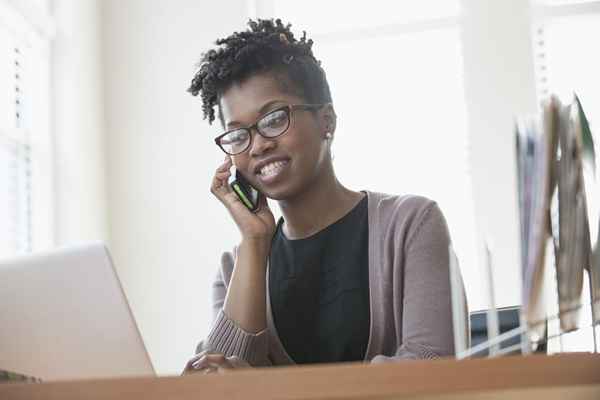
[261,188,287,201]
[260,181,298,202]
[270,182,316,203]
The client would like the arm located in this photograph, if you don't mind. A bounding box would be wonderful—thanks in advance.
[371,203,465,363]
[188,155,276,370]
[195,239,272,367]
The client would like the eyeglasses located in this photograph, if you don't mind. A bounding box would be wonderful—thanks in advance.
[214,103,327,155]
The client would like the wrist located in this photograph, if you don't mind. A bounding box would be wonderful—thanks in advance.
[240,236,272,255]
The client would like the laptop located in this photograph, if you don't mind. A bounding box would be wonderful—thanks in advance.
[469,306,547,356]
[0,242,155,381]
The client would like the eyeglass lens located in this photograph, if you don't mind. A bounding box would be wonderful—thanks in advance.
[219,108,290,155]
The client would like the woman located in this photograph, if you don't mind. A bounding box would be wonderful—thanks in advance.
[183,19,465,374]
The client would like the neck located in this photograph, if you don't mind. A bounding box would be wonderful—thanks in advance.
[276,163,365,240]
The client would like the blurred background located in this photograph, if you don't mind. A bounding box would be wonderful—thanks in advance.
[0,0,598,374]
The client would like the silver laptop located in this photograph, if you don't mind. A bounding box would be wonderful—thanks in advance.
[0,242,155,381]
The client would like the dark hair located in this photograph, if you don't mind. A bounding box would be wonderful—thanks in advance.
[187,18,332,125]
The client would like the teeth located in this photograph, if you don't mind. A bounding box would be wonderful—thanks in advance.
[259,160,287,176]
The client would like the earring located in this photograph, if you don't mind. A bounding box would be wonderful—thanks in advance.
[325,132,334,161]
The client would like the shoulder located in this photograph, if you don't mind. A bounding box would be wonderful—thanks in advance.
[366,190,442,226]
[365,190,449,249]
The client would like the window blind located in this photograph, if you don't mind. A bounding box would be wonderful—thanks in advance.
[533,1,600,120]
[0,3,41,258]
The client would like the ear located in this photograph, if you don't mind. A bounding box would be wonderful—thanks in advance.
[321,103,337,138]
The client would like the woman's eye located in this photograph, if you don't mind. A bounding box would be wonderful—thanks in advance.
[222,130,248,144]
[233,131,248,141]
[262,111,287,128]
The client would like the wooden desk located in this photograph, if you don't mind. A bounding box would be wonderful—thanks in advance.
[1,353,599,400]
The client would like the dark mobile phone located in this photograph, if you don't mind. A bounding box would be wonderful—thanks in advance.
[229,168,260,212]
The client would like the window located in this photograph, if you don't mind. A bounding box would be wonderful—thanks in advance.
[533,1,600,121]
[0,1,53,258]
[269,0,479,300]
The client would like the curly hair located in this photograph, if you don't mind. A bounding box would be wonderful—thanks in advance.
[187,18,332,125]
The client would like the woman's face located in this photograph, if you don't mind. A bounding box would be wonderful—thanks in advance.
[219,73,331,200]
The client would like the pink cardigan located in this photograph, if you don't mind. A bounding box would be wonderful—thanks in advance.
[197,190,467,365]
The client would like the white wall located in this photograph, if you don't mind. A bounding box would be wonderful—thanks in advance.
[460,0,538,309]
[101,0,248,374]
[52,0,109,245]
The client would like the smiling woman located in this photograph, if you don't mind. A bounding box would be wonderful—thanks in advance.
[183,18,467,374]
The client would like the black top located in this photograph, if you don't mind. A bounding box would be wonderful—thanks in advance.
[268,193,370,364]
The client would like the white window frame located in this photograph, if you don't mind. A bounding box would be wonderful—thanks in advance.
[0,0,55,256]
[531,0,600,101]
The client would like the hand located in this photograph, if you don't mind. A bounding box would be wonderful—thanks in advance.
[182,352,251,375]
[210,156,276,243]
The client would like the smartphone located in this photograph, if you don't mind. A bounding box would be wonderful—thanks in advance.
[229,168,261,212]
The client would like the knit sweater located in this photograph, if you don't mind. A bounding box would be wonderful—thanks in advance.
[196,190,467,366]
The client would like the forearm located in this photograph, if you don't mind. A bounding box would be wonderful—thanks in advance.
[223,238,270,333]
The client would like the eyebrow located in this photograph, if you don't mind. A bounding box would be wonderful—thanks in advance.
[226,100,286,128]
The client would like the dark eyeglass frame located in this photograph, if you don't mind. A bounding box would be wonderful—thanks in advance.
[214,103,328,155]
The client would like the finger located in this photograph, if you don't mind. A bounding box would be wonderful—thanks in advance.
[212,163,233,184]
[191,361,223,374]
[182,365,211,376]
[211,172,233,195]
[192,358,223,367]
[216,360,234,369]
[215,170,232,180]
[226,356,250,368]
[192,354,227,369]
[189,350,212,362]
[200,363,221,370]
[216,156,233,173]
[197,354,227,365]
[184,353,205,370]
[202,366,218,375]
[185,351,217,365]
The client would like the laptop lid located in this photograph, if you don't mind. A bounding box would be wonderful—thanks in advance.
[0,242,155,381]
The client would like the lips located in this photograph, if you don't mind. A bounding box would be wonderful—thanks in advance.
[256,159,290,185]
[253,157,290,175]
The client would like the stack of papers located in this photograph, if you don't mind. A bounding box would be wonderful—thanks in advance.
[516,94,598,341]
[515,97,557,345]
[554,96,587,332]
[575,96,600,326]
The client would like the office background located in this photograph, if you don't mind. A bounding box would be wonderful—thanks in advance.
[0,0,598,374]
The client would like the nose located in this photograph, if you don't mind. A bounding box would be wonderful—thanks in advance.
[248,129,276,157]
